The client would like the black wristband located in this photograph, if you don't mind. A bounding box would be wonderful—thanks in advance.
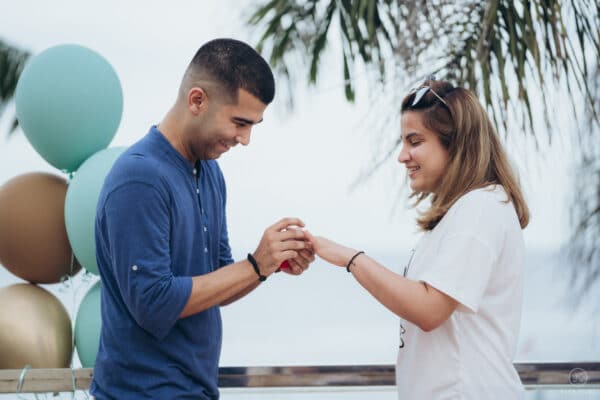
[346,251,365,273]
[247,253,267,282]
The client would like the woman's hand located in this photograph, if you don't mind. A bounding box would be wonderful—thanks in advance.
[305,231,357,268]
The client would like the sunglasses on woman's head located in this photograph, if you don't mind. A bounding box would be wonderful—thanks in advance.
[410,85,448,107]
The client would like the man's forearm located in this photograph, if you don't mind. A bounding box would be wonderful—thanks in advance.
[220,280,261,306]
[179,260,259,318]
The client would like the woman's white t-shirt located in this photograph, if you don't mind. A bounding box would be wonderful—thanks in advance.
[396,185,525,399]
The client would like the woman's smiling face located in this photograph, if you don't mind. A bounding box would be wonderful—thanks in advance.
[398,110,450,194]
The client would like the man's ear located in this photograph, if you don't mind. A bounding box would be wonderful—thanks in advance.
[188,87,208,115]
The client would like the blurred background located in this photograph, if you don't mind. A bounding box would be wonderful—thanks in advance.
[0,1,598,399]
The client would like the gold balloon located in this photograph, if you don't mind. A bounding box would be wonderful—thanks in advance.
[0,172,81,283]
[0,283,73,368]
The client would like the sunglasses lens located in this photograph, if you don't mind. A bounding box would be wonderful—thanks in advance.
[411,87,429,107]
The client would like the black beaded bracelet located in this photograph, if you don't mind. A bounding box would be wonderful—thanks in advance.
[247,253,267,282]
[346,251,365,273]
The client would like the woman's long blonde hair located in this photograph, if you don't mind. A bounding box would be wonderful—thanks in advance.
[401,79,529,231]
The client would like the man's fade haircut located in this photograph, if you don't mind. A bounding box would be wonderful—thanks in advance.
[183,38,275,105]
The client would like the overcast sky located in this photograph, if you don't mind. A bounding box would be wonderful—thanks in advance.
[0,0,573,264]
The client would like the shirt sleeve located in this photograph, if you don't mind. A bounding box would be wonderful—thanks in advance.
[102,181,192,340]
[216,163,234,267]
[418,190,506,313]
[419,233,496,313]
[218,213,234,267]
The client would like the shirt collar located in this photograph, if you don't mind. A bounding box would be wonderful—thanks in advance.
[148,125,201,175]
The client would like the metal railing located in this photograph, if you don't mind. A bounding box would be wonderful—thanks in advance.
[0,362,598,394]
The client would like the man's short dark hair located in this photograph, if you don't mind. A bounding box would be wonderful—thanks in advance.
[187,38,275,105]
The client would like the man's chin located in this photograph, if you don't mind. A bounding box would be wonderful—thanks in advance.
[207,150,225,160]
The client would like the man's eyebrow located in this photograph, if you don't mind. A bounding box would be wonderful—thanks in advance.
[232,116,263,125]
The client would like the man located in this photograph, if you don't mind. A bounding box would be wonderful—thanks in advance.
[90,38,313,399]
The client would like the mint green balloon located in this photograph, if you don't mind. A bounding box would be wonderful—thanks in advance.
[75,281,101,368]
[65,147,126,275]
[15,44,123,172]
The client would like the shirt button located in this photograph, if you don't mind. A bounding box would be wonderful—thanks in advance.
[203,227,208,232]
[193,168,197,175]
[132,265,138,271]
[204,247,208,253]
[196,188,200,194]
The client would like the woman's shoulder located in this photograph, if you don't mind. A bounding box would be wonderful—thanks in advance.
[440,185,511,230]
[453,184,508,210]
[434,185,513,249]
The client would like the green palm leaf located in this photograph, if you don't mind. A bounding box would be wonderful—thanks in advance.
[0,39,30,137]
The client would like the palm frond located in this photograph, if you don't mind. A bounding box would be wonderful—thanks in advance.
[569,62,600,300]
[248,0,399,102]
[0,39,30,137]
[248,0,599,139]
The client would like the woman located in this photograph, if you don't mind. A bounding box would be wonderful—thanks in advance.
[307,78,529,399]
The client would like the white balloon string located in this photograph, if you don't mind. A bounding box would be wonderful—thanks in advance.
[58,244,92,397]
[65,172,86,399]
[69,251,77,398]
[15,364,31,399]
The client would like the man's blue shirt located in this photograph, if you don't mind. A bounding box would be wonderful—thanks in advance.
[90,126,234,399]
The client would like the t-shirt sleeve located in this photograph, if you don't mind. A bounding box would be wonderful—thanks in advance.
[102,181,193,340]
[418,191,506,312]
[419,233,496,313]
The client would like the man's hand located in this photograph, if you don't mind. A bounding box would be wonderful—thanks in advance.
[252,218,310,277]
[280,248,315,275]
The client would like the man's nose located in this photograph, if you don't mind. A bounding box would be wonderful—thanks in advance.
[236,130,251,146]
